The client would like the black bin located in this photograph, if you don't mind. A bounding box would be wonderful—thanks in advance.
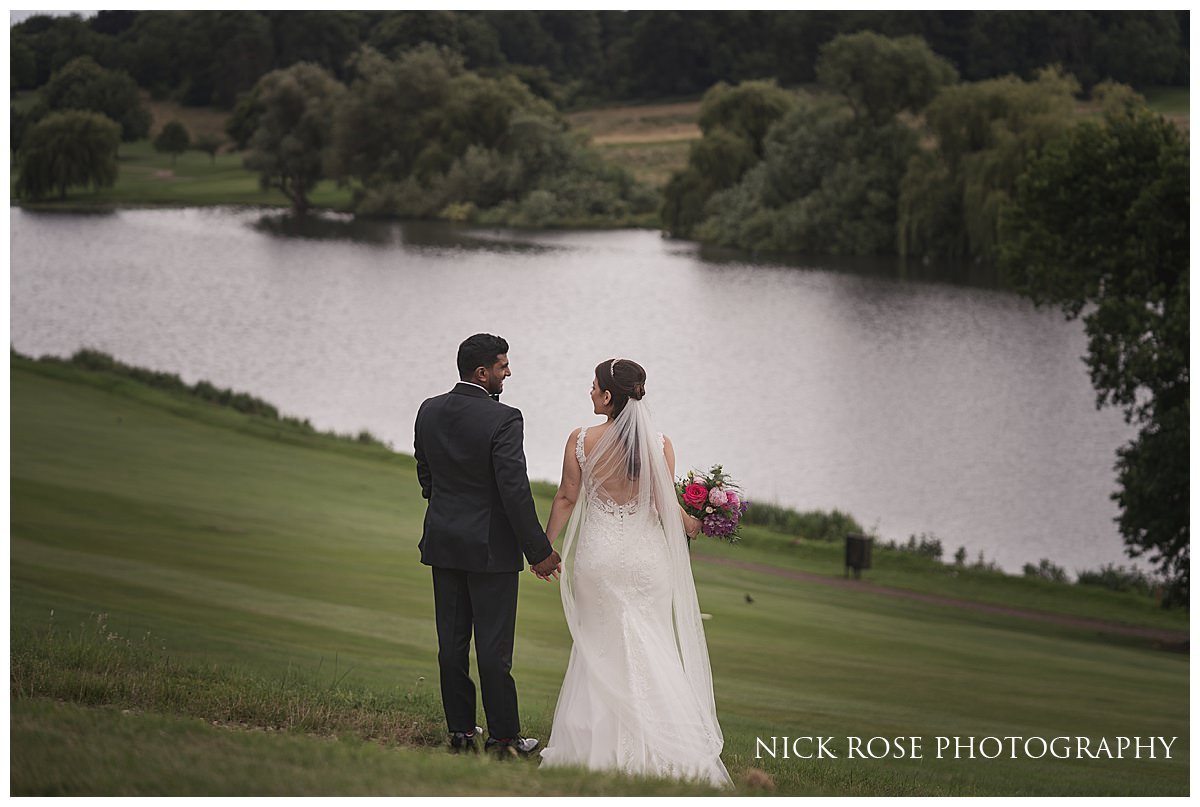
[844,533,872,579]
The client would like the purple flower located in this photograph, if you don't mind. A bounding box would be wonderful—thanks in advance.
[702,512,736,538]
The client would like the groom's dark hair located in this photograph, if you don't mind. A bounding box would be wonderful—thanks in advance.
[458,333,509,379]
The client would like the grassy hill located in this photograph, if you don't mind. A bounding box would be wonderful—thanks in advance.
[9,353,1189,795]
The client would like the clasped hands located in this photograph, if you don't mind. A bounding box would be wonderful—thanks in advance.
[530,549,562,581]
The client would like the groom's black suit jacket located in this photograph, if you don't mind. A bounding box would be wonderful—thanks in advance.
[414,382,553,573]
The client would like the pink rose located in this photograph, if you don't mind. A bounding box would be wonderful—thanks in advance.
[683,483,709,508]
[725,490,740,508]
[708,487,728,506]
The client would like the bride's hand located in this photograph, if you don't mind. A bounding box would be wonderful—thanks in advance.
[683,513,702,540]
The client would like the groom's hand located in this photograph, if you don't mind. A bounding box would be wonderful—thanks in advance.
[531,549,561,581]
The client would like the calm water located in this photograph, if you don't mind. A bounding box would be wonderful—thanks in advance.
[10,207,1138,575]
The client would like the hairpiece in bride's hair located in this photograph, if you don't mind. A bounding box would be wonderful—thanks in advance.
[611,358,620,376]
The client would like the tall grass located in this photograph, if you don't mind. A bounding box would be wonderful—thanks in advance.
[11,610,445,746]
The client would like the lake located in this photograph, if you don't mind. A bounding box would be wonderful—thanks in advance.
[9,206,1139,575]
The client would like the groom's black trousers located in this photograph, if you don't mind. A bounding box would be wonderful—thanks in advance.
[431,566,521,739]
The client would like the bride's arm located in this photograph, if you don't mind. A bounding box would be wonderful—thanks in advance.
[662,435,702,540]
[544,428,583,545]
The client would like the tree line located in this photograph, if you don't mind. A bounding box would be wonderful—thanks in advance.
[14,45,658,228]
[11,10,1189,110]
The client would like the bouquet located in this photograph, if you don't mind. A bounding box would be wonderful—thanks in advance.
[676,464,748,543]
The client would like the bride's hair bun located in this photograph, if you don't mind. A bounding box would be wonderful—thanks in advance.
[596,358,647,416]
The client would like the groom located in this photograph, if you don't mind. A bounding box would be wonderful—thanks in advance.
[414,333,562,756]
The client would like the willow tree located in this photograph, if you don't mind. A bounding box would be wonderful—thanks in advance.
[897,67,1079,262]
[16,110,120,200]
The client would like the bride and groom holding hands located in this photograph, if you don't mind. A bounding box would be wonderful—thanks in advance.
[414,333,732,788]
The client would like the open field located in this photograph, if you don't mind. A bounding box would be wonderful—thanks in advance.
[567,100,700,188]
[566,100,703,145]
[144,94,234,145]
[9,353,1188,796]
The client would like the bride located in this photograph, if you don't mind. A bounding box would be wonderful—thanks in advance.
[535,358,732,788]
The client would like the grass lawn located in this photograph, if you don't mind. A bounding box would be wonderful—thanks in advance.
[11,139,352,211]
[9,354,1189,796]
[1142,85,1189,117]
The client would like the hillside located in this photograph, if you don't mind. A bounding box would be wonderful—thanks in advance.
[9,353,1188,795]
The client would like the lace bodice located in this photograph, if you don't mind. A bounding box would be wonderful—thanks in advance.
[576,426,665,519]
[575,426,664,467]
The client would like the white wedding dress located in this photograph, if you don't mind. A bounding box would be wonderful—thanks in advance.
[538,399,732,788]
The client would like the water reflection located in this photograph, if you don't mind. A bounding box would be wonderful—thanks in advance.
[252,211,399,245]
[251,211,564,257]
[693,241,1009,289]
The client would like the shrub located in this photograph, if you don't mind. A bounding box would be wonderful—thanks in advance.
[739,502,864,542]
[1023,558,1069,584]
[882,532,944,560]
[1075,563,1159,597]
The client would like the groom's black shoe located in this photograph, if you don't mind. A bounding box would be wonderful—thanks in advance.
[449,725,483,754]
[485,735,539,758]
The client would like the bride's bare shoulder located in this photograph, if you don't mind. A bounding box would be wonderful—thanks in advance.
[564,426,582,448]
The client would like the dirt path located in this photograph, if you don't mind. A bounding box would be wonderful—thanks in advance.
[696,555,1189,648]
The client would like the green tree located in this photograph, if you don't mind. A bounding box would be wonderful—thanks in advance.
[898,67,1079,262]
[225,87,262,150]
[153,120,190,164]
[333,44,553,189]
[368,11,463,59]
[265,11,369,80]
[191,133,224,163]
[16,110,120,200]
[331,44,651,225]
[815,30,958,125]
[115,11,188,97]
[700,94,919,255]
[697,80,798,159]
[243,63,345,214]
[39,55,151,141]
[332,45,462,189]
[1000,104,1188,607]
[10,13,106,87]
[665,32,954,253]
[11,35,38,91]
[1094,12,1184,89]
[661,80,797,238]
[168,11,274,107]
